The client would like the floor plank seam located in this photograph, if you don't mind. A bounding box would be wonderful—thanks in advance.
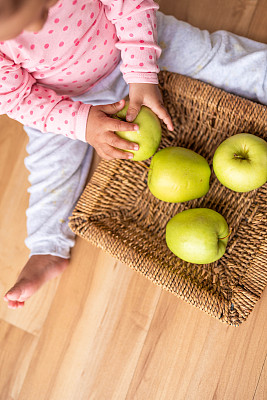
[252,351,267,400]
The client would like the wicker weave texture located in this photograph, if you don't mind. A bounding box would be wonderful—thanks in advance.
[69,72,267,326]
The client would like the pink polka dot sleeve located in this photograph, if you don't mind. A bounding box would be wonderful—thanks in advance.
[0,52,90,142]
[101,0,161,84]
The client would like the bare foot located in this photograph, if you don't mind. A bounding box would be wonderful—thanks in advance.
[4,255,69,309]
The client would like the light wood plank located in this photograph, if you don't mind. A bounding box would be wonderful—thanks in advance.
[126,288,267,400]
[18,240,161,400]
[0,116,27,199]
[158,0,267,43]
[254,354,267,400]
[247,0,267,42]
[0,320,38,400]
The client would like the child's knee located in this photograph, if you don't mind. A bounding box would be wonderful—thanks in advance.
[156,11,212,75]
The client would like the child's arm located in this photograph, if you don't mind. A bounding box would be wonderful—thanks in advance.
[102,0,161,85]
[0,51,139,159]
[101,0,173,129]
[0,51,90,141]
[128,82,174,131]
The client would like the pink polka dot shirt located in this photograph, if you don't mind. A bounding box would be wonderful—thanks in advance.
[0,0,161,141]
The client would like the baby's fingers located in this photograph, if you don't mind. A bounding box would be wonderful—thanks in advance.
[101,143,134,160]
[152,103,174,131]
[105,131,139,152]
[109,118,139,133]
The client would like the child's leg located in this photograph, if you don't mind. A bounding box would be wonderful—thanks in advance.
[156,11,267,105]
[24,127,92,259]
[4,129,92,308]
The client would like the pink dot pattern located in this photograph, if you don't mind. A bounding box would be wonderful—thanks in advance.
[0,0,160,142]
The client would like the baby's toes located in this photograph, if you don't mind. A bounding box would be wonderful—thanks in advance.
[4,282,25,302]
[7,300,25,309]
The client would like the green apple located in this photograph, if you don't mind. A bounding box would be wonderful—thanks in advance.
[166,208,229,264]
[148,147,211,202]
[213,133,267,192]
[114,101,162,161]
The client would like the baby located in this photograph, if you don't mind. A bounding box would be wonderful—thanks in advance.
[1,0,266,308]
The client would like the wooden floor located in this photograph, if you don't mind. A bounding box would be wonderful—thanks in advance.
[1,1,267,399]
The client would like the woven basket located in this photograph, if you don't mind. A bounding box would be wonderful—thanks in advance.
[69,71,267,326]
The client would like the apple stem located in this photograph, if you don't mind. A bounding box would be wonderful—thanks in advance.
[219,228,232,240]
[233,153,246,160]
[135,161,151,170]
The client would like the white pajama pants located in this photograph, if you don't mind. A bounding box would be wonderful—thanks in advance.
[24,11,267,259]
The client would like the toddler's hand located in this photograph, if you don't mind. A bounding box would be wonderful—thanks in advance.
[126,83,174,131]
[86,100,139,160]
